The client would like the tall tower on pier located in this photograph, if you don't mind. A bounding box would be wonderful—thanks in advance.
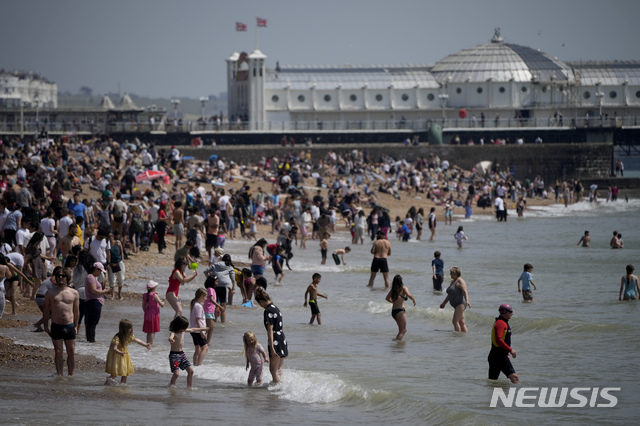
[247,49,266,130]
[226,51,240,121]
[226,49,266,130]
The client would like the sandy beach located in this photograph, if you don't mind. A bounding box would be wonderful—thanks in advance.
[0,176,555,377]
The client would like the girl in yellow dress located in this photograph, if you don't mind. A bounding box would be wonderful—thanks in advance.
[104,319,151,385]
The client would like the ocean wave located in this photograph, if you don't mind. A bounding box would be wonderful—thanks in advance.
[526,199,640,218]
[463,313,632,335]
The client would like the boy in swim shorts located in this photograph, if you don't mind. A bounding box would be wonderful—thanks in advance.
[332,246,351,266]
[303,273,328,325]
[168,315,207,388]
[320,232,329,265]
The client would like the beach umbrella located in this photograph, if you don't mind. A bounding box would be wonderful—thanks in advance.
[136,170,167,183]
[209,154,218,161]
[475,161,492,174]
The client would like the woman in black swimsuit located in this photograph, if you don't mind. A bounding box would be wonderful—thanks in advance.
[385,275,416,341]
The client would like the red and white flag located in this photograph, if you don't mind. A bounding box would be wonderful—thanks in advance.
[257,17,267,27]
[236,22,247,32]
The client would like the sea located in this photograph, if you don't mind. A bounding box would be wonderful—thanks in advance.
[2,197,639,425]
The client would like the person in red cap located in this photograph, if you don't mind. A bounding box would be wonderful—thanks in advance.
[488,304,519,383]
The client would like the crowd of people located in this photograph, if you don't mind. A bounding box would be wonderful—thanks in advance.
[0,134,630,388]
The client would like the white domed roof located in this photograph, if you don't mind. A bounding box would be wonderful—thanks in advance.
[431,30,573,84]
[249,49,266,59]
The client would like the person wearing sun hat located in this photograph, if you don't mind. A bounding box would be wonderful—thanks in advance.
[210,247,224,265]
[142,280,164,345]
[488,304,519,384]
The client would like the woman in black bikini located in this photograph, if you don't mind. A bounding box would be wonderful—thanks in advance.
[385,275,416,341]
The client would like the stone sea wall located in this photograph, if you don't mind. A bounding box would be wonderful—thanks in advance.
[178,142,613,183]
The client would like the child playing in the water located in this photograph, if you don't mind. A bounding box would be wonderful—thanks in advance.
[332,247,351,266]
[168,315,208,388]
[304,273,328,325]
[454,226,467,248]
[243,331,268,386]
[142,280,164,345]
[190,288,209,366]
[517,263,537,302]
[104,319,150,385]
[272,246,285,284]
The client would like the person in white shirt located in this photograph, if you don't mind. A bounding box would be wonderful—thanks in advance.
[88,229,111,284]
[170,146,181,169]
[310,203,321,239]
[40,208,58,258]
[494,196,506,222]
[59,208,75,241]
[196,183,206,199]
[16,219,33,256]
[141,149,154,168]
[218,190,230,228]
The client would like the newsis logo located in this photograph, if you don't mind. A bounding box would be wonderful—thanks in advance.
[490,387,621,408]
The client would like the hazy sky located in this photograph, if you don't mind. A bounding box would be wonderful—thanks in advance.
[2,0,639,99]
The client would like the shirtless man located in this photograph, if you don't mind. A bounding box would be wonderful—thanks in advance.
[205,209,220,260]
[576,230,590,247]
[368,231,392,288]
[56,223,82,264]
[43,268,79,376]
[173,201,185,249]
[610,231,622,249]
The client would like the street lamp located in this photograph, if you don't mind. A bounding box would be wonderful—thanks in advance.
[199,96,209,122]
[171,98,181,119]
[438,75,451,123]
[595,81,604,118]
[438,93,449,121]
[34,98,39,126]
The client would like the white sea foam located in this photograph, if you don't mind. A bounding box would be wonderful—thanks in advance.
[525,199,640,218]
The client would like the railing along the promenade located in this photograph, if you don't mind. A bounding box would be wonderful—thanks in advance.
[1,116,639,134]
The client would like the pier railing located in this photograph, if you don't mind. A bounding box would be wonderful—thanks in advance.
[1,116,639,135]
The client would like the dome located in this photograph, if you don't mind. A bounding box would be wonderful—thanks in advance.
[248,49,266,59]
[431,31,573,84]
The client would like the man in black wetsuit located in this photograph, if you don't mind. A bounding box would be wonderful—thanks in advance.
[488,304,519,384]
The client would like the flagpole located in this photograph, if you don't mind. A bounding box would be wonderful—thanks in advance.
[255,18,259,50]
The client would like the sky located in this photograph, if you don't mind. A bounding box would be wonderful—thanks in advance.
[2,0,639,99]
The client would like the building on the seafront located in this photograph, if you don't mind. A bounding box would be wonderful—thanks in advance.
[0,91,149,135]
[0,69,58,108]
[227,29,640,130]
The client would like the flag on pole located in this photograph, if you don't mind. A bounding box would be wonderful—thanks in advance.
[236,22,247,31]
[257,17,267,27]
